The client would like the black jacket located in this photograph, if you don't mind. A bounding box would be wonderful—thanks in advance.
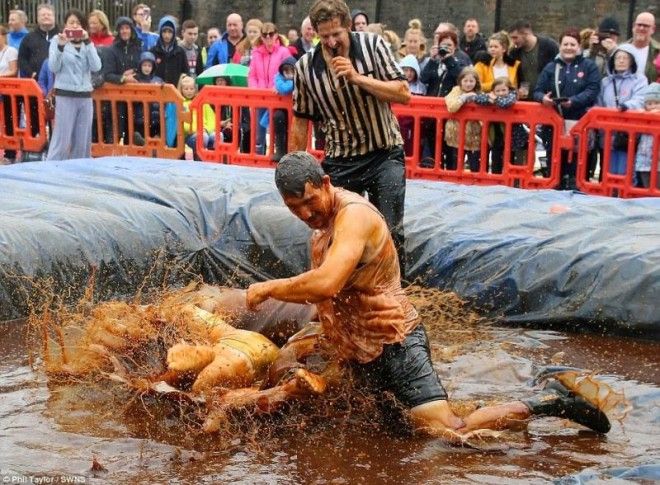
[533,54,601,121]
[459,34,487,62]
[510,35,559,83]
[291,37,312,60]
[150,42,188,86]
[18,27,59,78]
[420,55,468,97]
[103,36,142,84]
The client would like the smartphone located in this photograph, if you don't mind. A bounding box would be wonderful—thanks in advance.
[64,28,83,40]
[553,97,569,104]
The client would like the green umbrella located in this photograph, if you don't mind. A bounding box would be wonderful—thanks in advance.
[196,63,249,87]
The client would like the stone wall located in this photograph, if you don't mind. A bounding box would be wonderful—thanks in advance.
[149,0,658,45]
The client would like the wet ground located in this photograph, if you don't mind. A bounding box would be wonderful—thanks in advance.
[1,314,659,484]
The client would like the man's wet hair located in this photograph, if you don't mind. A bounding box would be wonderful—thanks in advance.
[275,152,325,198]
[309,0,351,31]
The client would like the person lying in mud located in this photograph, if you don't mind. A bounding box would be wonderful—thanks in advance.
[47,281,340,415]
[238,152,612,442]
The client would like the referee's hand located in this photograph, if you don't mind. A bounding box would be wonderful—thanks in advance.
[331,57,358,83]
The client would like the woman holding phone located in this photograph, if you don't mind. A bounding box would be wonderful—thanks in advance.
[533,30,600,188]
[46,9,102,161]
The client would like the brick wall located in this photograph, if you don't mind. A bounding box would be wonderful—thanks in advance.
[149,0,658,46]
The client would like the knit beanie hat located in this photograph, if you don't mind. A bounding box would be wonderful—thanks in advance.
[598,17,620,36]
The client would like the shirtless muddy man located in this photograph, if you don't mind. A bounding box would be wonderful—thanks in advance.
[246,152,611,440]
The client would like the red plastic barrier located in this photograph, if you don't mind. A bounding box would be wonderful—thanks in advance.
[191,86,298,166]
[392,97,566,189]
[194,86,568,190]
[0,78,48,153]
[91,83,188,159]
[572,107,660,198]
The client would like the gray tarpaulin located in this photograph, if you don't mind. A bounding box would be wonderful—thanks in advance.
[0,157,658,336]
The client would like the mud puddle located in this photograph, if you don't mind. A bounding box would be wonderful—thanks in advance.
[1,314,659,483]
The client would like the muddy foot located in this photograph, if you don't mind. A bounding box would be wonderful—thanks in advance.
[294,368,327,395]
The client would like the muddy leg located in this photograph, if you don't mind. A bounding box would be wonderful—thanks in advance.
[203,369,326,433]
[458,401,531,432]
[167,343,215,374]
[410,399,530,442]
[409,399,467,443]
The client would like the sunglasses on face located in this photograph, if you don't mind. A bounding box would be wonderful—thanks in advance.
[262,31,277,38]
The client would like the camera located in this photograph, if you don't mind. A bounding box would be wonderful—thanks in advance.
[64,28,83,40]
[438,47,449,57]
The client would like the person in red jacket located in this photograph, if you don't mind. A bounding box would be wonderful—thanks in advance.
[88,10,114,47]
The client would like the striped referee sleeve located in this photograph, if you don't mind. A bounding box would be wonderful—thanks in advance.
[373,35,405,82]
[293,56,318,121]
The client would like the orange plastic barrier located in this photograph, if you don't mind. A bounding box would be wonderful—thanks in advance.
[571,107,660,198]
[0,78,48,153]
[190,86,297,166]
[194,86,568,190]
[392,97,567,189]
[91,83,188,159]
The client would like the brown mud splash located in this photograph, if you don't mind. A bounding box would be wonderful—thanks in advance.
[30,281,495,449]
[29,281,627,453]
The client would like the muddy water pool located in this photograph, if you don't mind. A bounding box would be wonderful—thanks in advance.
[1,319,658,484]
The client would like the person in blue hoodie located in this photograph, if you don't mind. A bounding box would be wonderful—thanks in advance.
[45,9,102,161]
[533,29,601,189]
[7,9,29,50]
[597,44,648,175]
[272,56,296,161]
[150,16,188,86]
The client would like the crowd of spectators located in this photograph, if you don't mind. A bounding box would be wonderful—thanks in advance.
[0,3,658,187]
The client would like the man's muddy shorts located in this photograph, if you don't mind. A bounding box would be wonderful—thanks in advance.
[354,324,448,408]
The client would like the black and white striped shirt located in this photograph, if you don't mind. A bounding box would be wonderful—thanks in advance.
[293,32,405,159]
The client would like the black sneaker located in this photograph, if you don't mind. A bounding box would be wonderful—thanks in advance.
[522,379,611,433]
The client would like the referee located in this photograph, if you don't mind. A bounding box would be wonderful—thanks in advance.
[289,0,411,275]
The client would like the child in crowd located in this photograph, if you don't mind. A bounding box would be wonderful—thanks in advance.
[133,51,163,145]
[635,83,660,188]
[213,76,234,143]
[474,76,529,173]
[398,54,426,156]
[272,56,296,161]
[444,66,482,171]
[179,74,215,160]
[150,16,188,86]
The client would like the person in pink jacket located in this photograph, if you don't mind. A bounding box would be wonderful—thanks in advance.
[248,22,291,154]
